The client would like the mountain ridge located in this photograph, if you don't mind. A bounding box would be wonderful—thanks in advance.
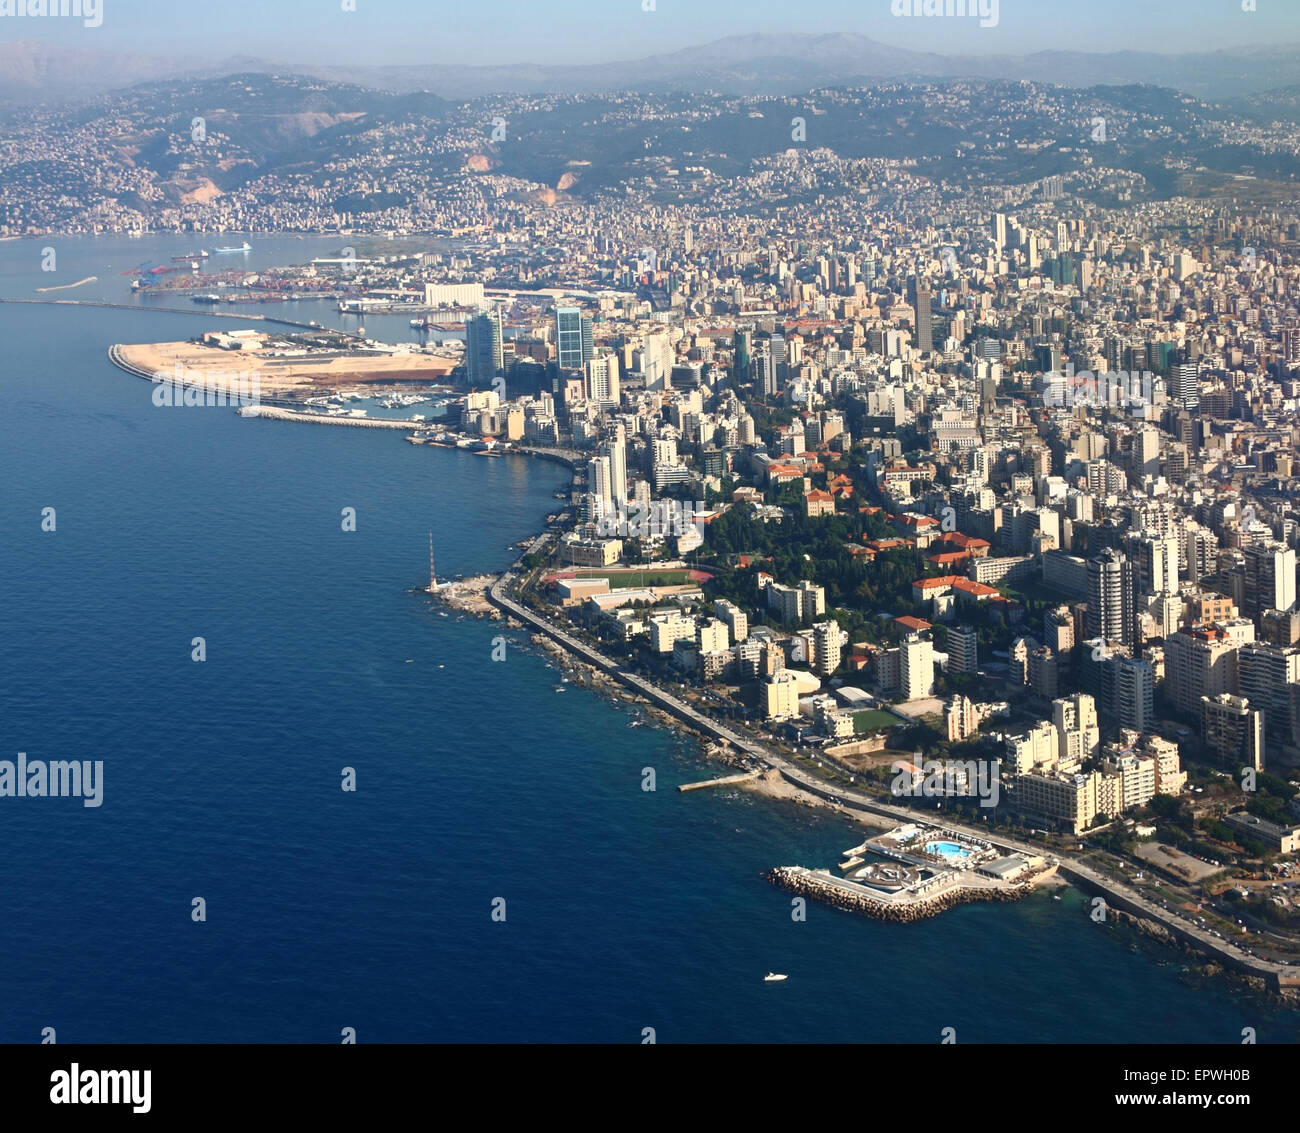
[2,33,1299,105]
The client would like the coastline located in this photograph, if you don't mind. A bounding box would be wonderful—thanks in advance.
[475,567,1300,1000]
[91,331,1300,1002]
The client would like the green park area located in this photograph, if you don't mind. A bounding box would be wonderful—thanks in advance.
[853,708,904,734]
[572,569,697,588]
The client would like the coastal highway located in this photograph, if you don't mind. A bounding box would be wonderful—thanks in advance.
[487,571,1300,991]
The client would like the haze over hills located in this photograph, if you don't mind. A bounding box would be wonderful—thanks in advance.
[3,33,1300,105]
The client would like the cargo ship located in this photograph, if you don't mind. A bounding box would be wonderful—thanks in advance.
[172,250,209,261]
[214,242,251,254]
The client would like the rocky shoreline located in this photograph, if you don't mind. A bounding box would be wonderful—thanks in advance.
[1105,905,1299,1001]
[529,635,752,764]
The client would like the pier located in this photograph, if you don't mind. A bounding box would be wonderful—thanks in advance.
[678,771,760,793]
[235,405,412,428]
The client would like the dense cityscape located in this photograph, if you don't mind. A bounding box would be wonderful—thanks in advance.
[24,63,1300,969]
[5,1,1300,1075]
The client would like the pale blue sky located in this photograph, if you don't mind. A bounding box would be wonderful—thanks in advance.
[1,0,1296,65]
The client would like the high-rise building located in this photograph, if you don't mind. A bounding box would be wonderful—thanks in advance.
[1173,362,1199,409]
[1125,532,1179,607]
[696,617,730,654]
[1114,657,1155,733]
[465,308,504,386]
[714,599,749,643]
[555,306,592,372]
[586,454,612,522]
[765,671,801,721]
[1242,542,1297,619]
[733,330,751,378]
[1237,643,1300,749]
[1146,735,1186,795]
[1133,427,1160,484]
[812,621,845,677]
[945,625,979,674]
[1201,693,1265,771]
[599,425,627,509]
[914,282,933,353]
[585,353,621,404]
[1087,549,1134,645]
[1164,625,1242,715]
[900,634,935,700]
[1052,692,1099,768]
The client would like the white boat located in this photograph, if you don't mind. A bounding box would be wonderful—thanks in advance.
[214,242,251,254]
[763,973,788,982]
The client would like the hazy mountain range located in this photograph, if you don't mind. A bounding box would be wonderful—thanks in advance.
[3,33,1300,106]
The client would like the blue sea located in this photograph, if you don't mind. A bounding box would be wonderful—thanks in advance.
[0,235,1296,1043]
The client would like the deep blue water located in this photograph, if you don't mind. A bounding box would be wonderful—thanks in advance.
[1,236,1298,1043]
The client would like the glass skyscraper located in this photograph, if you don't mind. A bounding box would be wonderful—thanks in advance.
[555,306,592,371]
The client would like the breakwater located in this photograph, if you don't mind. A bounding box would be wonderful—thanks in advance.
[766,866,1033,923]
[5,295,353,335]
[236,405,412,428]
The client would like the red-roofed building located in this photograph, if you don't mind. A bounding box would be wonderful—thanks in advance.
[767,463,804,484]
[894,513,940,548]
[912,576,1000,605]
[928,551,972,568]
[952,579,1000,600]
[805,489,835,517]
[934,532,991,558]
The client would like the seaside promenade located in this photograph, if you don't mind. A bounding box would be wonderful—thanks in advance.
[487,570,1300,992]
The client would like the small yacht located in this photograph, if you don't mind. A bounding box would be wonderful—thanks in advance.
[763,972,788,983]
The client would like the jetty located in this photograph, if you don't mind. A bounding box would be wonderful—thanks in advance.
[678,771,760,793]
[235,405,411,428]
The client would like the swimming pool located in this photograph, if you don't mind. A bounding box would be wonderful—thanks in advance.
[926,840,972,860]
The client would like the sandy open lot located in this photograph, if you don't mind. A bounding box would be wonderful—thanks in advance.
[119,339,458,398]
